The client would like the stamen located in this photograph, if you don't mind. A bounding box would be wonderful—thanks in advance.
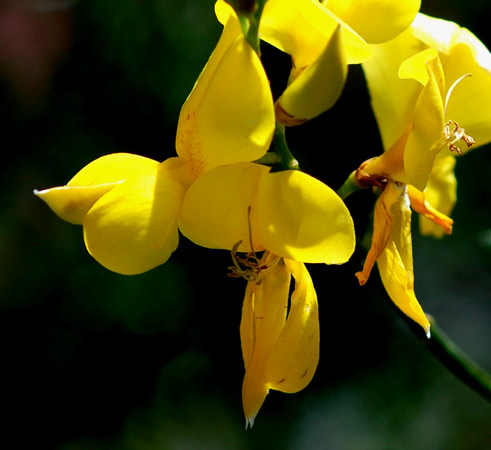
[443,120,475,155]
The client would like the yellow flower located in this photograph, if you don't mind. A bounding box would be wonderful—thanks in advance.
[356,13,491,332]
[362,13,491,191]
[35,14,275,274]
[216,0,420,124]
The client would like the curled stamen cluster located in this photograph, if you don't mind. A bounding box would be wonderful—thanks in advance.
[444,120,475,155]
[228,241,281,282]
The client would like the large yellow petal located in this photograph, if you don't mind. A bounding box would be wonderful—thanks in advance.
[376,182,430,334]
[266,260,319,393]
[276,25,347,124]
[176,15,274,175]
[362,30,425,151]
[241,257,291,428]
[34,153,159,224]
[325,0,420,44]
[258,0,371,68]
[255,170,355,264]
[178,163,267,253]
[83,157,194,275]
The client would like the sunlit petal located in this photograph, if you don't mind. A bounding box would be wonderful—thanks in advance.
[84,158,194,275]
[255,170,355,264]
[259,0,370,68]
[178,163,267,253]
[34,153,159,224]
[176,15,274,175]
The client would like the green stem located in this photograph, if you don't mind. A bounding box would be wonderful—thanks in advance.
[273,123,299,171]
[337,170,363,199]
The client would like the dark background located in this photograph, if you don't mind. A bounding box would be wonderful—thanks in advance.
[1,0,490,449]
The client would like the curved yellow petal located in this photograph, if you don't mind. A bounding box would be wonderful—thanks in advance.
[417,154,457,237]
[326,0,420,44]
[402,52,445,190]
[240,257,291,428]
[266,260,319,393]
[362,31,425,151]
[178,163,268,253]
[376,182,430,334]
[84,157,194,275]
[255,170,355,264]
[258,0,370,68]
[176,16,274,175]
[34,153,159,224]
[277,25,347,124]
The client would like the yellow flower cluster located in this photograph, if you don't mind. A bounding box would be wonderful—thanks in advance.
[35,0,491,426]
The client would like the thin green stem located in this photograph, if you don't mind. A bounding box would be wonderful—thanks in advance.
[337,170,364,199]
[273,123,299,171]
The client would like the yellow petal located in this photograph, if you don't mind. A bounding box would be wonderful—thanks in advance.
[276,25,347,124]
[84,157,194,275]
[176,15,274,175]
[325,0,421,44]
[417,154,457,237]
[178,163,267,253]
[259,0,371,68]
[407,184,453,235]
[34,153,159,224]
[240,257,291,428]
[266,260,319,393]
[362,30,425,151]
[376,182,430,334]
[255,170,355,264]
[399,50,445,190]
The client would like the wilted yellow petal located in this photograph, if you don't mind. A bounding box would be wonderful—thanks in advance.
[241,257,291,428]
[176,16,274,175]
[376,182,430,334]
[325,0,420,44]
[277,25,347,124]
[407,184,453,235]
[84,157,194,275]
[178,163,267,253]
[355,183,397,285]
[418,154,457,237]
[34,153,159,224]
[255,170,355,264]
[266,260,319,393]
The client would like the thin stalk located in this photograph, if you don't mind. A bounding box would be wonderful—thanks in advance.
[273,123,299,171]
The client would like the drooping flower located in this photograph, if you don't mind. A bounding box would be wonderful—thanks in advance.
[35,13,275,275]
[355,13,491,332]
[239,256,319,428]
[216,0,420,124]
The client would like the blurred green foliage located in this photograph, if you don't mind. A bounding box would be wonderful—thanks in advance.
[1,0,490,449]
